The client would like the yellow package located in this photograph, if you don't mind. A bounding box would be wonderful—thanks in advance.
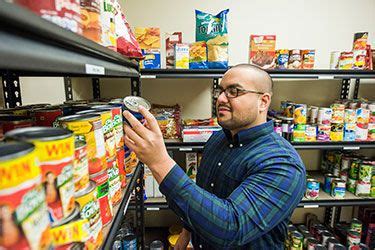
[175,43,189,69]
[189,41,207,69]
[135,27,160,49]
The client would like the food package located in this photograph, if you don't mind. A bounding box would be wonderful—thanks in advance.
[183,118,218,127]
[114,3,143,58]
[135,27,161,49]
[372,49,375,70]
[249,35,276,69]
[186,153,197,181]
[140,49,161,69]
[175,44,189,69]
[151,104,181,139]
[182,126,222,142]
[365,45,373,70]
[189,41,208,69]
[101,0,116,51]
[80,0,102,43]
[330,51,341,69]
[353,49,367,69]
[166,32,182,68]
[353,32,368,50]
[301,50,315,69]
[338,51,354,69]
[276,49,289,69]
[288,49,302,69]
[195,9,229,69]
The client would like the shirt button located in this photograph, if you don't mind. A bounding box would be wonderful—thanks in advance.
[229,144,233,148]
[218,162,221,166]
[211,183,214,187]
[239,143,243,147]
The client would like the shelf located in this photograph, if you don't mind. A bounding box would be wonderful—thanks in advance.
[141,69,375,79]
[0,1,138,77]
[165,139,375,151]
[101,163,143,249]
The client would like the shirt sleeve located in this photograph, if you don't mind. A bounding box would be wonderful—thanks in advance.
[159,158,305,247]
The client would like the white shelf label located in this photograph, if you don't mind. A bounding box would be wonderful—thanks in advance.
[318,75,335,80]
[85,64,105,75]
[179,148,193,152]
[141,75,157,79]
[146,207,160,211]
[303,205,319,208]
[343,146,360,150]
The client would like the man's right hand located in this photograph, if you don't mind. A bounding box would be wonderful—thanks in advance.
[174,228,191,250]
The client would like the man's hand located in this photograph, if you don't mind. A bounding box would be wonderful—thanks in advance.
[174,228,191,250]
[123,106,175,183]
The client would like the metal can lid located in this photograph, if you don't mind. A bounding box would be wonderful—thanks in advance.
[74,180,96,198]
[307,178,319,183]
[314,244,326,250]
[332,244,346,250]
[52,202,81,227]
[5,126,72,141]
[292,230,303,239]
[0,142,35,161]
[123,96,151,113]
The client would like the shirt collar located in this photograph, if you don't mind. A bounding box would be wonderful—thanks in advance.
[223,120,274,147]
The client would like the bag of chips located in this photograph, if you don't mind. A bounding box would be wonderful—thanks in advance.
[135,27,161,49]
[189,42,208,69]
[195,9,229,69]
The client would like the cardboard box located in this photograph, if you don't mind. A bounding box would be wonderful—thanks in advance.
[175,43,189,69]
[140,49,161,69]
[249,35,276,69]
[144,165,154,198]
[166,32,182,68]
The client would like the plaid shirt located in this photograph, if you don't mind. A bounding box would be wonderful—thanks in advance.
[159,121,306,249]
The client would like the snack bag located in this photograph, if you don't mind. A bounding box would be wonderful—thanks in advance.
[249,35,276,69]
[135,27,161,49]
[166,32,182,68]
[189,42,208,69]
[195,9,229,69]
[353,32,368,50]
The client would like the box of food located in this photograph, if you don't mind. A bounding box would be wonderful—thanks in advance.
[166,32,182,69]
[276,49,289,69]
[353,32,368,50]
[338,51,354,69]
[175,43,189,69]
[135,27,160,49]
[189,41,208,69]
[140,49,161,69]
[144,165,154,198]
[249,35,276,69]
[288,49,302,69]
[353,49,367,69]
[182,126,221,142]
[301,50,315,69]
[186,153,197,181]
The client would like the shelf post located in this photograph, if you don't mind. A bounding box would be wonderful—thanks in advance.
[131,77,141,96]
[353,79,360,99]
[212,78,219,117]
[92,78,100,99]
[2,72,22,108]
[340,79,350,100]
[64,77,73,101]
[324,207,334,227]
[135,164,145,249]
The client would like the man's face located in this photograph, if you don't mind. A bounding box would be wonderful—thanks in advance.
[216,69,262,132]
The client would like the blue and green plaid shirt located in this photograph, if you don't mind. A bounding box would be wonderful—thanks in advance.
[159,121,306,249]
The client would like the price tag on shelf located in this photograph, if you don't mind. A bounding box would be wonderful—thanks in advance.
[343,146,360,150]
[179,148,193,152]
[85,64,105,75]
[141,75,157,79]
[146,207,160,211]
[318,75,335,80]
[303,205,319,208]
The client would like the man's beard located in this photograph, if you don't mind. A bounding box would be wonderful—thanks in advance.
[218,114,253,132]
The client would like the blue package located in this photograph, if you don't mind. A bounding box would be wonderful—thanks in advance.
[140,49,161,69]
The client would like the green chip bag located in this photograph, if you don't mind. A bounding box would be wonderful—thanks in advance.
[195,9,229,69]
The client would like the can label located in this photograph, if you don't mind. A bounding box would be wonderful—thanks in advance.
[125,151,139,177]
[50,218,91,246]
[90,171,113,226]
[116,148,126,187]
[317,124,330,141]
[356,181,371,197]
[107,162,122,206]
[293,104,307,124]
[34,109,63,127]
[368,123,375,141]
[318,108,332,125]
[356,108,370,124]
[350,160,361,179]
[324,174,335,193]
[331,104,345,123]
[359,164,373,182]
[305,125,317,141]
[110,106,124,149]
[344,109,357,124]
[305,180,320,200]
[344,123,356,141]
[347,178,357,193]
[73,142,90,193]
[100,111,116,159]
[331,180,346,198]
[347,230,361,246]
[293,124,306,142]
[330,123,344,141]
[356,124,369,141]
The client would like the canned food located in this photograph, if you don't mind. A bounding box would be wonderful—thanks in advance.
[107,159,122,206]
[355,123,369,141]
[305,124,317,141]
[309,106,319,124]
[318,108,332,125]
[58,114,106,175]
[330,123,344,141]
[301,50,315,69]
[368,123,375,141]
[291,231,303,248]
[5,127,76,225]
[344,123,356,141]
[74,181,103,249]
[347,230,361,246]
[321,232,334,246]
[297,224,308,233]
[317,124,331,141]
[293,124,306,142]
[123,96,151,113]
[0,115,34,134]
[350,218,362,235]
[293,104,307,124]
[331,243,346,250]
[340,170,348,182]
[33,107,63,127]
[73,137,90,193]
[123,233,137,249]
[273,119,282,137]
[356,181,371,197]
[324,174,336,193]
[281,101,294,118]
[276,50,289,69]
[281,117,294,141]
[332,167,340,177]
[313,244,327,250]
[331,104,345,123]
[356,108,370,124]
[347,178,357,193]
[116,148,126,188]
[349,158,361,179]
[0,142,52,249]
[344,109,357,124]
[358,163,373,183]
[306,179,320,200]
[341,156,351,171]
[326,237,340,249]
[331,179,346,198]
[125,151,139,177]
[330,51,341,69]
[90,170,113,226]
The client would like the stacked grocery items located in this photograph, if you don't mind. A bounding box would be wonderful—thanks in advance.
[13,0,142,58]
[322,151,375,198]
[270,99,375,142]
[330,32,373,70]
[285,213,371,249]
[111,220,137,249]
[0,96,148,249]
[181,118,221,142]
[144,166,164,199]
[150,104,182,139]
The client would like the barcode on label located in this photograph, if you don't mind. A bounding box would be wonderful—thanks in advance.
[85,64,105,75]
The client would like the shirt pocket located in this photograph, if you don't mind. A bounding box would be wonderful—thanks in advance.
[216,167,246,198]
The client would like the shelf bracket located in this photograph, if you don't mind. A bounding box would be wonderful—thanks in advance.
[353,79,360,99]
[135,164,145,249]
[64,77,73,101]
[340,79,350,100]
[324,207,334,227]
[2,72,22,108]
[131,77,141,96]
[212,78,220,117]
[92,78,100,99]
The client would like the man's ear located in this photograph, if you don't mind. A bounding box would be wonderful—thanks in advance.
[259,93,271,112]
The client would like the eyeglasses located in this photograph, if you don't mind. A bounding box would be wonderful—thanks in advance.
[213,85,265,99]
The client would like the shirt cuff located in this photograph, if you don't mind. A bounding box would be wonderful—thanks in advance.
[159,164,192,198]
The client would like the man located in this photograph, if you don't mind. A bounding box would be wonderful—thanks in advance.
[123,64,306,249]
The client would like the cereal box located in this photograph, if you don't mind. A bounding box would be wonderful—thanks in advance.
[249,35,276,69]
[189,41,208,69]
[353,32,368,50]
[140,49,161,69]
[175,43,189,69]
[166,32,182,69]
[301,50,315,69]
[135,27,160,49]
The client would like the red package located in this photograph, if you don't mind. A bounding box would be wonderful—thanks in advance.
[114,3,143,58]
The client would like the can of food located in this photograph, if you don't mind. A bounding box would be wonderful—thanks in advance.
[330,51,341,69]
[123,233,137,249]
[317,108,332,125]
[107,159,122,206]
[0,115,34,134]
[291,231,303,249]
[344,109,357,124]
[90,170,113,226]
[368,123,375,141]
[358,163,373,183]
[288,49,302,69]
[326,237,340,249]
[123,96,151,124]
[309,106,319,124]
[276,49,289,69]
[331,179,346,198]
[293,124,306,142]
[281,117,294,141]
[305,124,317,141]
[341,156,351,171]
[273,119,282,137]
[331,104,345,123]
[343,123,356,142]
[324,174,336,193]
[321,232,334,246]
[305,238,319,250]
[306,179,320,200]
[116,148,126,188]
[33,106,63,127]
[350,218,362,235]
[281,101,294,118]
[317,124,331,141]
[356,108,370,124]
[0,142,52,249]
[5,127,76,224]
[356,123,369,141]
[349,158,361,179]
[125,151,139,177]
[332,167,340,177]
[301,50,315,69]
[356,181,371,197]
[73,137,90,193]
[297,224,308,233]
[58,114,106,175]
[330,243,346,250]
[330,123,344,141]
[347,230,361,246]
[293,104,307,124]
[339,51,354,69]
[347,178,357,193]
[340,170,348,182]
[74,181,103,249]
